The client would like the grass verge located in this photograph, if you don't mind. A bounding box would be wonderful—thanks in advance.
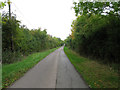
[64,47,119,88]
[0,64,2,89]
[2,47,58,88]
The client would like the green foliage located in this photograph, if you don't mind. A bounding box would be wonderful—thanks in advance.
[64,36,72,48]
[65,14,120,63]
[0,1,6,9]
[73,1,120,16]
[2,12,63,64]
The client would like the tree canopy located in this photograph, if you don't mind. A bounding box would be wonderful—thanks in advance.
[73,1,120,16]
[65,1,120,63]
[2,12,64,63]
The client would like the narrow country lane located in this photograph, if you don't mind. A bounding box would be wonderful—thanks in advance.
[10,47,89,88]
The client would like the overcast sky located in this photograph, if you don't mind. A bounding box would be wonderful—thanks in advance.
[2,0,76,40]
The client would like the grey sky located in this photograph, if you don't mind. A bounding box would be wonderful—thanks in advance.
[2,0,76,40]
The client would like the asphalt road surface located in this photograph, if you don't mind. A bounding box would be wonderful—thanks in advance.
[10,46,89,88]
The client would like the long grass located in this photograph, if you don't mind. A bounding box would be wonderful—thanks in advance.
[64,47,119,88]
[2,47,58,88]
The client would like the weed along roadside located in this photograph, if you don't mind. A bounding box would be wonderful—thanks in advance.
[64,47,119,88]
[2,47,58,88]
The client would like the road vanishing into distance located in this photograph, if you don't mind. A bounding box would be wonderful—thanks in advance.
[10,46,89,88]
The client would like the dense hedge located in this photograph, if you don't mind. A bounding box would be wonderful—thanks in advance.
[65,14,120,63]
[2,13,63,64]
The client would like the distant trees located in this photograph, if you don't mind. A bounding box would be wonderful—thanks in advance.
[2,12,63,64]
[65,1,120,63]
